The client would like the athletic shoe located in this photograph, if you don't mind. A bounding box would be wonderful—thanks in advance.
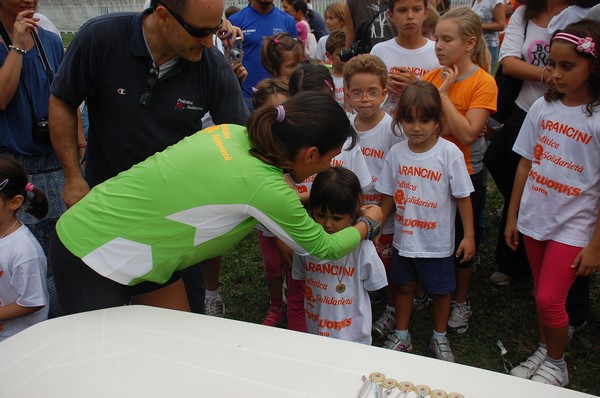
[531,360,569,387]
[448,300,472,334]
[509,346,547,379]
[372,309,396,339]
[568,321,587,340]
[429,336,455,362]
[383,333,413,352]
[489,271,513,286]
[204,296,225,317]
[262,304,286,327]
[412,294,432,311]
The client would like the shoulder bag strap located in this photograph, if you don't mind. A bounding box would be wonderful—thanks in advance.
[31,30,53,83]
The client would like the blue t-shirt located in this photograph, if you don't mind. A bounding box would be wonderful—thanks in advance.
[0,29,63,155]
[229,5,297,99]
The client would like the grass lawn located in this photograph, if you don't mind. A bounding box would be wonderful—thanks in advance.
[220,180,600,396]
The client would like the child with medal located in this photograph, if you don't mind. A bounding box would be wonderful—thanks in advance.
[292,167,387,345]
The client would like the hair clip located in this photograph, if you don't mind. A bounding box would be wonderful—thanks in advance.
[252,86,258,93]
[0,178,8,190]
[25,183,35,192]
[553,32,597,58]
[323,79,334,92]
[273,39,279,45]
[275,104,286,123]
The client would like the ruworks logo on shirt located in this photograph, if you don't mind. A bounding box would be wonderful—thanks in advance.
[175,99,202,111]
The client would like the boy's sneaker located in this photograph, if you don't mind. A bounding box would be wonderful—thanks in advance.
[568,321,587,340]
[429,336,455,362]
[383,333,413,353]
[204,296,225,317]
[509,346,547,379]
[531,360,569,387]
[262,304,287,327]
[413,294,432,311]
[372,309,395,339]
[489,271,513,286]
[448,300,472,334]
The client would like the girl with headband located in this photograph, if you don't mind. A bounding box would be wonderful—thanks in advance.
[506,19,600,387]
[0,156,49,341]
[50,92,383,315]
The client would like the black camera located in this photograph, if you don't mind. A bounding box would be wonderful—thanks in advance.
[32,117,50,144]
[339,40,369,62]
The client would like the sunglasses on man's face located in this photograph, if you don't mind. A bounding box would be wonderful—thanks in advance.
[157,1,223,38]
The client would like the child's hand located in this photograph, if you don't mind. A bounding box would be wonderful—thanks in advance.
[231,62,247,83]
[387,67,417,95]
[571,243,600,276]
[439,65,459,95]
[504,217,519,251]
[275,237,294,272]
[456,237,475,263]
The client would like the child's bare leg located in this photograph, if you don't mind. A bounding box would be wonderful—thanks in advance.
[201,256,221,291]
[431,293,451,333]
[395,280,416,331]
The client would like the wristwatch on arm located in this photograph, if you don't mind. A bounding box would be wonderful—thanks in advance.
[356,216,381,241]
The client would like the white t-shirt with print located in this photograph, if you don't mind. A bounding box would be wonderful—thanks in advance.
[292,240,388,345]
[513,98,600,247]
[332,74,345,108]
[0,225,48,342]
[350,112,404,234]
[376,139,474,257]
[295,137,372,195]
[370,38,439,115]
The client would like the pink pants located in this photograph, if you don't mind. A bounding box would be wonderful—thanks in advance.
[257,232,307,332]
[523,236,580,328]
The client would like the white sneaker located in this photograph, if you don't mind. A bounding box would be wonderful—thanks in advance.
[430,336,455,362]
[509,346,547,379]
[531,360,569,387]
[568,321,587,340]
[372,309,396,339]
[448,300,471,334]
[204,296,225,317]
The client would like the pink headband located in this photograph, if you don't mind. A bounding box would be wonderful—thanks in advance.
[275,105,286,123]
[553,32,597,58]
[25,183,35,192]
[323,79,334,92]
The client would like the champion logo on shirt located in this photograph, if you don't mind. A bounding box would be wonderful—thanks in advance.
[117,88,126,95]
[174,99,202,111]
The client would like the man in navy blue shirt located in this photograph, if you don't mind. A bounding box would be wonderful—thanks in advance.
[229,0,297,102]
[49,0,249,315]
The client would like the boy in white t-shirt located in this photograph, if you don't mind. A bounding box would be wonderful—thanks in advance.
[325,30,350,110]
[370,0,440,115]
[343,54,404,339]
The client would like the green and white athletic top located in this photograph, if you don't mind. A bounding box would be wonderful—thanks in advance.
[56,124,361,285]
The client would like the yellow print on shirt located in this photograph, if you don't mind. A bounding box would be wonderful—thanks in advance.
[212,134,232,161]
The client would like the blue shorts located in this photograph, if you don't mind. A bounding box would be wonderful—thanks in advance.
[390,249,456,295]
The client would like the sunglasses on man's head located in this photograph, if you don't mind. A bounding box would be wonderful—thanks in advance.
[157,1,223,38]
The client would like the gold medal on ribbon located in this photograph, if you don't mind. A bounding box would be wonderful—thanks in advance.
[336,283,346,293]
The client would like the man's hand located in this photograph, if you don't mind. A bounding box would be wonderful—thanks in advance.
[62,175,90,208]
